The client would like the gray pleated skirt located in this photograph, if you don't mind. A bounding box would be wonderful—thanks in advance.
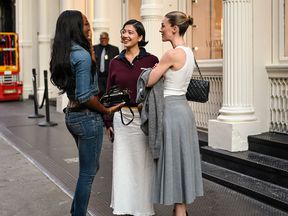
[153,95,204,205]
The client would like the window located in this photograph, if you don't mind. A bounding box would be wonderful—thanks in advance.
[190,0,223,60]
[128,0,141,21]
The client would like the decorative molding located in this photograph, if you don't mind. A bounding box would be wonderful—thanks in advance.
[267,63,288,134]
[223,0,251,3]
[140,3,162,18]
[38,35,51,43]
[269,76,288,134]
[191,59,223,75]
[93,18,109,29]
[22,86,33,99]
[19,40,33,47]
[266,64,288,77]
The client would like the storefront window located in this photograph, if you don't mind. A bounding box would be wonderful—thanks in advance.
[285,0,288,57]
[128,0,141,21]
[191,0,223,60]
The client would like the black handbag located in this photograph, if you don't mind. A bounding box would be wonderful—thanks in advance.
[100,85,130,107]
[100,85,134,125]
[186,58,210,103]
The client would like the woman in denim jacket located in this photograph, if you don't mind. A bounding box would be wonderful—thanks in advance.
[50,10,123,216]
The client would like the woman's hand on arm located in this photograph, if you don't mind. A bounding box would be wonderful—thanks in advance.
[147,50,174,87]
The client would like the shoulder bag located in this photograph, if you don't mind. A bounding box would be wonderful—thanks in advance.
[186,57,210,103]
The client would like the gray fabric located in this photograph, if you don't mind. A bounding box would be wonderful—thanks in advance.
[153,95,204,205]
[136,68,151,104]
[136,68,164,159]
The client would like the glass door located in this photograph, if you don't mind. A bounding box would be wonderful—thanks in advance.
[190,0,223,60]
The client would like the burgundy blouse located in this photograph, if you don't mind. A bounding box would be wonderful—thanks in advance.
[104,48,159,128]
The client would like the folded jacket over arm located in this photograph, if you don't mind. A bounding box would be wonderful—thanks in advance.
[136,68,164,159]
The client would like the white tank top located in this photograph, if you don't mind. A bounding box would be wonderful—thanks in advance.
[163,46,195,97]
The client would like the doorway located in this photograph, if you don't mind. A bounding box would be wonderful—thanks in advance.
[0,0,15,32]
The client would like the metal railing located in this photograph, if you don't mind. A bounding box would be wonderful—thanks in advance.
[270,77,288,134]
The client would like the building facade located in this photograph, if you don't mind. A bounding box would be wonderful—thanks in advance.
[12,0,288,151]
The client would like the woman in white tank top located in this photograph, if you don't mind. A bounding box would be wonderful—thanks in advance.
[147,11,204,216]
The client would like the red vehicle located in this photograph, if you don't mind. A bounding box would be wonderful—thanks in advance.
[0,32,23,101]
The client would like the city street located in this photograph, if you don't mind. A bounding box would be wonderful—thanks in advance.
[0,99,287,216]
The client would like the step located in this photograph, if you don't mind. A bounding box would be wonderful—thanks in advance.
[202,161,288,212]
[198,131,208,147]
[201,146,288,189]
[248,132,288,160]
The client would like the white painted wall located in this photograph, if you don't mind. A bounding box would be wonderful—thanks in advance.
[252,0,273,132]
[14,0,286,138]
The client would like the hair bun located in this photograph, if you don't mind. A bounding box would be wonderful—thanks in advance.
[187,16,193,26]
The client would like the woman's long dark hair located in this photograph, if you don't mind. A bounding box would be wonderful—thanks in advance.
[50,10,90,94]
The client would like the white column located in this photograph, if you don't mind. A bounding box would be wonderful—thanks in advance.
[56,0,76,112]
[60,0,74,11]
[37,0,51,101]
[16,0,35,99]
[208,0,260,152]
[93,0,109,42]
[140,0,163,59]
[60,0,91,16]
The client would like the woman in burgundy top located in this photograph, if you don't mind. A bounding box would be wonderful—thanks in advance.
[106,19,158,215]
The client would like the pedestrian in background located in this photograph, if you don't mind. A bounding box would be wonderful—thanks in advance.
[147,11,204,216]
[93,32,119,96]
[50,10,123,216]
[105,19,159,216]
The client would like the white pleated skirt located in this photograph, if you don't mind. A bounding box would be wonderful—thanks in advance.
[110,108,155,216]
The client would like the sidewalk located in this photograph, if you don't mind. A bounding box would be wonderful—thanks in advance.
[0,135,71,216]
[0,99,288,216]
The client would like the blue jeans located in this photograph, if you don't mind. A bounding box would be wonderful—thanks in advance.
[65,111,104,216]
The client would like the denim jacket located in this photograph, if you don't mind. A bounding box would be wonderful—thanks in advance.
[67,43,99,103]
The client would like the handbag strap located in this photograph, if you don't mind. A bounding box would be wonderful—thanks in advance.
[119,106,134,126]
[194,57,203,80]
[107,85,119,96]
